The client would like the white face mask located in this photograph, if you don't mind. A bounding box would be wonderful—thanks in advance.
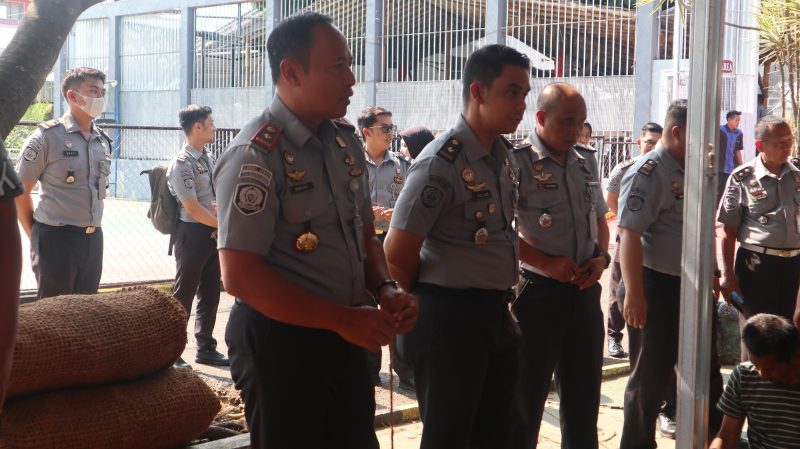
[72,91,105,118]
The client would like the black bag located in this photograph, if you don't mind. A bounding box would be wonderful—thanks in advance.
[141,165,179,235]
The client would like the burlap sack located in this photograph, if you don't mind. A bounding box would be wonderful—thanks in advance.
[8,286,188,398]
[0,367,221,449]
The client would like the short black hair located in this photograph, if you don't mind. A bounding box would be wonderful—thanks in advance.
[664,100,688,131]
[726,110,742,120]
[641,122,663,135]
[754,115,789,141]
[462,44,530,105]
[178,104,213,135]
[357,106,392,139]
[742,314,799,363]
[61,67,106,98]
[267,12,335,84]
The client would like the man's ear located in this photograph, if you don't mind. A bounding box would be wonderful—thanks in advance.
[469,82,485,104]
[535,110,546,128]
[279,58,303,87]
[362,127,371,140]
[755,139,764,152]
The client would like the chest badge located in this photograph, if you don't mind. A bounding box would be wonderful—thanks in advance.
[539,211,553,228]
[350,167,364,177]
[758,216,769,225]
[461,168,475,183]
[533,172,552,183]
[287,169,306,183]
[474,225,489,245]
[64,140,73,149]
[66,170,76,184]
[295,231,320,254]
[488,203,497,215]
[671,181,684,200]
[465,181,487,192]
[344,153,356,166]
[394,174,404,184]
[283,151,295,165]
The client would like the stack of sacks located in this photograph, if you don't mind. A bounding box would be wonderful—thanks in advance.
[0,287,221,449]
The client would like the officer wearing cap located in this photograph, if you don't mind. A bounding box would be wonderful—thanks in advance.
[618,100,723,448]
[385,44,529,449]
[214,13,417,448]
[0,138,24,414]
[167,104,229,369]
[15,67,111,299]
[718,116,800,323]
[357,105,414,389]
[511,83,610,449]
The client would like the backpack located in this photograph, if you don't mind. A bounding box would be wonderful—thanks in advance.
[140,165,179,235]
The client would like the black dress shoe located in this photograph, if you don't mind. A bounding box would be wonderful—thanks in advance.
[371,373,382,387]
[195,348,230,366]
[398,377,415,391]
[657,413,676,439]
[608,337,627,358]
[174,357,192,369]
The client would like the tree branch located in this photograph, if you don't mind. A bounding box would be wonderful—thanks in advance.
[0,0,103,139]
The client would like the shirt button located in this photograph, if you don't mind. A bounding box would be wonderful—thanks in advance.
[305,210,311,218]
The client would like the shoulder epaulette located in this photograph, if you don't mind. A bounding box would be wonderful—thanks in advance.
[98,128,114,144]
[38,119,60,131]
[332,117,356,132]
[575,143,597,153]
[731,166,753,182]
[436,136,463,163]
[251,122,281,152]
[392,151,413,165]
[637,159,657,176]
[790,157,800,167]
[176,151,188,163]
[619,158,638,169]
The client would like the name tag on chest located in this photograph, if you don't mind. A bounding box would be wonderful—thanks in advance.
[473,190,492,200]
[290,182,314,194]
[63,150,79,157]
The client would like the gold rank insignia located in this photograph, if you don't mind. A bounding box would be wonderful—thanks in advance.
[287,169,306,182]
[295,231,320,253]
[436,138,463,162]
[638,159,657,176]
[251,123,282,152]
[533,172,552,183]
[461,168,475,183]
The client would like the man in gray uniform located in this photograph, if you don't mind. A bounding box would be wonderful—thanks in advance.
[0,138,23,414]
[618,100,723,448]
[385,44,529,449]
[718,116,800,323]
[357,105,414,388]
[15,67,111,299]
[167,104,229,369]
[512,83,610,449]
[214,13,417,448]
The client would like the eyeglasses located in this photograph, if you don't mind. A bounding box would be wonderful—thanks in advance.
[370,124,397,134]
[642,140,658,147]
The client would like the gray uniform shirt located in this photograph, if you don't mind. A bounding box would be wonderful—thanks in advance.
[717,156,800,249]
[606,156,642,195]
[214,96,374,307]
[390,114,519,290]
[365,149,411,232]
[515,130,608,276]
[618,144,684,277]
[16,113,111,227]
[167,143,216,223]
[0,140,23,200]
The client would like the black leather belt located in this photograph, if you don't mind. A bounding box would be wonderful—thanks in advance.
[39,222,100,234]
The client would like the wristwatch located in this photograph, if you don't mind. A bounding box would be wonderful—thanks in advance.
[374,279,399,298]
[597,250,611,269]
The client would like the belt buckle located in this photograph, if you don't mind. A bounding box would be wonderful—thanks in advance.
[85,226,96,234]
[778,249,793,258]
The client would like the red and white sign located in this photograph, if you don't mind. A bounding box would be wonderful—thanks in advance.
[722,60,734,74]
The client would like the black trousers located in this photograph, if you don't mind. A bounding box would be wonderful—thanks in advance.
[173,220,221,351]
[399,283,520,449]
[620,268,723,449]
[226,301,378,449]
[735,246,800,320]
[31,221,103,299]
[512,271,604,449]
[608,255,625,339]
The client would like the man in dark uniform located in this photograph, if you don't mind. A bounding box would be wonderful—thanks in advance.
[718,116,800,347]
[167,104,229,369]
[385,44,530,449]
[15,67,111,299]
[512,83,611,448]
[357,105,414,388]
[0,138,24,414]
[618,100,723,448]
[214,13,417,449]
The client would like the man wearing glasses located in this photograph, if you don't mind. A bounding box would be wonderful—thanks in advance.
[357,106,414,389]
